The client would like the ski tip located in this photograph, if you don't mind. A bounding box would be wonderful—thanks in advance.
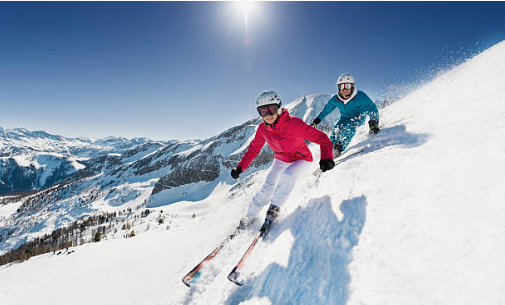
[228,269,246,286]
[228,277,245,286]
[182,271,200,287]
[182,278,192,287]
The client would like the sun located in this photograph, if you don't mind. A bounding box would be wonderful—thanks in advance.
[232,1,261,42]
[233,1,259,18]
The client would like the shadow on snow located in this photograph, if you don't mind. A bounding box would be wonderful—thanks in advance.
[354,124,430,155]
[224,195,368,305]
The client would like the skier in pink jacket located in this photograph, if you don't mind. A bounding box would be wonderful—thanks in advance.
[231,90,335,231]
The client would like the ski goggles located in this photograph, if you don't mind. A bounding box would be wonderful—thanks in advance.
[257,104,278,117]
[338,83,354,90]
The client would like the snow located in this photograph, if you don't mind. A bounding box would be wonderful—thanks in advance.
[177,144,204,157]
[229,130,258,156]
[0,201,23,219]
[11,155,33,167]
[70,159,86,171]
[1,41,505,305]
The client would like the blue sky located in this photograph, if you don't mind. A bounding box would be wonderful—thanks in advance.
[1,1,504,141]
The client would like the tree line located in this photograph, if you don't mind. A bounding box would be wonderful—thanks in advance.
[0,211,128,266]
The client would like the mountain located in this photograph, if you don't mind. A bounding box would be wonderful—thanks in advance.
[1,40,505,305]
[0,93,340,255]
[0,93,373,198]
[0,128,161,194]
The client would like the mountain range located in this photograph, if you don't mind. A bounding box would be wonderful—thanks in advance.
[0,93,344,254]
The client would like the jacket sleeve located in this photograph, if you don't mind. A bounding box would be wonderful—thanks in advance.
[292,118,333,160]
[363,92,380,123]
[237,127,266,171]
[316,96,338,121]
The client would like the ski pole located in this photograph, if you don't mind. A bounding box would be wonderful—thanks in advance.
[237,178,247,196]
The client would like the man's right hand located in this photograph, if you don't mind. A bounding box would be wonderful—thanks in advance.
[231,166,243,179]
[311,118,321,128]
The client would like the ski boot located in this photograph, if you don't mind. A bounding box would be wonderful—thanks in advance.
[332,141,343,159]
[260,204,280,235]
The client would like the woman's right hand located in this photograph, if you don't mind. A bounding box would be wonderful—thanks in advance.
[231,166,243,179]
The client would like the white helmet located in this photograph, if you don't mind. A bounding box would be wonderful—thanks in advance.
[337,73,355,85]
[256,90,282,108]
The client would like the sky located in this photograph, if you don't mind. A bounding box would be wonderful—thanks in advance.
[1,1,504,141]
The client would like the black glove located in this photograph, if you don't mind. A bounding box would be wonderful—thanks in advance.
[231,166,242,179]
[319,159,335,172]
[311,118,321,128]
[368,119,380,135]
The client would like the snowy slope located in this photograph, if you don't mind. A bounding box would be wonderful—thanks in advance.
[1,40,505,305]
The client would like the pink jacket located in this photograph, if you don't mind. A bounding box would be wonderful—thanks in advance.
[238,109,333,170]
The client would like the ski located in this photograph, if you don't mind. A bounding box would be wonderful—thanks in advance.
[228,206,279,286]
[313,147,365,177]
[182,227,242,287]
[227,233,262,286]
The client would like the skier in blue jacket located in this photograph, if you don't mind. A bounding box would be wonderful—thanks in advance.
[312,73,380,157]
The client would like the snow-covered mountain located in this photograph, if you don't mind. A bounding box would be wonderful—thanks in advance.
[1,40,504,305]
[0,128,162,194]
[0,94,360,198]
[0,93,340,255]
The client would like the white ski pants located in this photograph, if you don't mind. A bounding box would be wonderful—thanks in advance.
[246,159,311,219]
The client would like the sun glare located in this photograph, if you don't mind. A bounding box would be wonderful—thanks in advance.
[234,1,259,17]
[232,1,261,42]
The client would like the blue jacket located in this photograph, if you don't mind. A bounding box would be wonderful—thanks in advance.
[317,90,379,123]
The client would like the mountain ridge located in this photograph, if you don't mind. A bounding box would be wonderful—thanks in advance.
[0,93,341,255]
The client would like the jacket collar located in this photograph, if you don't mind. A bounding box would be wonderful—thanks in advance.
[265,108,289,130]
[337,88,358,104]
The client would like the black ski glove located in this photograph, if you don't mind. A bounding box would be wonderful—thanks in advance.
[311,118,321,128]
[369,119,380,135]
[319,159,335,172]
[231,166,243,179]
